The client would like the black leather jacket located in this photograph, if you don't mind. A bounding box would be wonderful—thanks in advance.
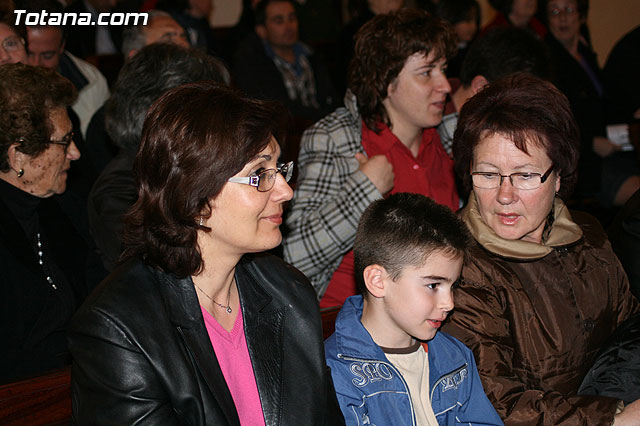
[68,253,344,425]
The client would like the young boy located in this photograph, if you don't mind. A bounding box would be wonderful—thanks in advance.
[325,193,503,426]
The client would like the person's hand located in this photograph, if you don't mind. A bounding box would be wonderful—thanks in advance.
[593,136,622,158]
[613,399,640,426]
[355,152,394,195]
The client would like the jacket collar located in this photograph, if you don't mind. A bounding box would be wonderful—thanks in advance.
[460,194,583,260]
[343,90,361,125]
[235,256,289,425]
[332,295,466,389]
[154,255,281,426]
[333,295,388,360]
[154,266,241,426]
[58,51,89,92]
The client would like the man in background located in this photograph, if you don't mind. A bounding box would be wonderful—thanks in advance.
[232,0,337,122]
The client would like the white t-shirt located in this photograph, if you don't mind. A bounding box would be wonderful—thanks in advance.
[384,341,439,426]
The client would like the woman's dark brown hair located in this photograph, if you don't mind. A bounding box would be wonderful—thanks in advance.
[452,72,580,200]
[348,8,456,132]
[0,63,76,172]
[121,81,286,277]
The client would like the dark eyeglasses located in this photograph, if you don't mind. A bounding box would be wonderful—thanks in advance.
[49,132,75,151]
[471,164,554,190]
[228,161,294,192]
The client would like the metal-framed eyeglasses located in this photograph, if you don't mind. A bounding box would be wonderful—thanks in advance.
[49,131,75,152]
[1,35,25,53]
[227,161,294,192]
[471,165,554,190]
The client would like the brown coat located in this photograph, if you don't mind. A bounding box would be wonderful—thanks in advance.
[443,197,640,425]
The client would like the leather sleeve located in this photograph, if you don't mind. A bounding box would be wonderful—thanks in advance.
[443,263,621,426]
[68,308,181,426]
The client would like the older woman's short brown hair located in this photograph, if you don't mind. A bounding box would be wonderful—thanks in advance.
[0,63,77,172]
[452,73,580,199]
[121,82,287,277]
[348,8,456,132]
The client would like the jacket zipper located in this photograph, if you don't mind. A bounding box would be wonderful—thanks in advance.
[429,362,468,402]
[338,354,417,426]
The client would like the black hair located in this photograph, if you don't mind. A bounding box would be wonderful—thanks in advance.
[460,26,551,86]
[254,0,296,26]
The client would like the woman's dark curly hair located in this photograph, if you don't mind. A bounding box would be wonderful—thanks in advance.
[452,73,580,200]
[121,81,287,278]
[348,8,457,132]
[0,63,76,172]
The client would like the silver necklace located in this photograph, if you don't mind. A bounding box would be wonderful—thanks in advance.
[36,233,57,290]
[194,281,233,314]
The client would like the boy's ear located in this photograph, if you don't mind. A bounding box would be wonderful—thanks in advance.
[363,264,388,298]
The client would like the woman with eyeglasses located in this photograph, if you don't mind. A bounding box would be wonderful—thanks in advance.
[68,82,345,426]
[0,63,105,384]
[441,73,640,425]
[0,11,27,65]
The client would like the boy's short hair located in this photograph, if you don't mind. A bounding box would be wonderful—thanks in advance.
[354,193,470,296]
[348,8,456,133]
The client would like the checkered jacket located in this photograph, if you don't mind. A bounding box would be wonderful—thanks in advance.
[283,92,382,298]
[437,111,458,157]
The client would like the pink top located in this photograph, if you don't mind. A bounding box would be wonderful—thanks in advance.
[201,306,266,426]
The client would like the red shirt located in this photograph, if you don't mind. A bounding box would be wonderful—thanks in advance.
[319,122,459,308]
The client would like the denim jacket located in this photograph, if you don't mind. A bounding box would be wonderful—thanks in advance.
[325,296,503,426]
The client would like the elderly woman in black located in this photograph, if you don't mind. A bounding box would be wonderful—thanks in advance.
[0,63,103,384]
[442,73,640,425]
[69,82,344,425]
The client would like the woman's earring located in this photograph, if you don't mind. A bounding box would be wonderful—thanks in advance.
[17,168,24,178]
[199,217,204,226]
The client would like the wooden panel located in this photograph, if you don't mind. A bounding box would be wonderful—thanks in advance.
[0,367,72,426]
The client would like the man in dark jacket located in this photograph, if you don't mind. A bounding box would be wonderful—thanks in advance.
[232,0,337,122]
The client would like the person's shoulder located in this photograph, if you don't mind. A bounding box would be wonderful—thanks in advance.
[74,259,158,320]
[569,209,608,248]
[305,106,356,135]
[431,331,474,358]
[242,253,317,302]
[64,51,108,83]
[324,331,339,359]
[232,33,268,65]
[460,239,498,282]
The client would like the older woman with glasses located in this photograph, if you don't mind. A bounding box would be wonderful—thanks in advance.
[0,11,27,65]
[0,63,105,384]
[441,73,640,425]
[69,82,344,426]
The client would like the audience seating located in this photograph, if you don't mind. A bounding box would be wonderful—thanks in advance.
[0,367,71,425]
